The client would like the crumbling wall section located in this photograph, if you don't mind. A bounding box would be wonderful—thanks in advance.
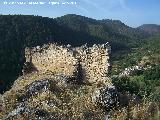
[24,43,111,84]
[25,44,78,77]
[75,43,111,83]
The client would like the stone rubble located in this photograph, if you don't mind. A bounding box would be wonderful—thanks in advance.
[24,79,51,100]
[2,78,66,119]
[4,103,54,120]
[119,64,152,77]
[92,85,119,110]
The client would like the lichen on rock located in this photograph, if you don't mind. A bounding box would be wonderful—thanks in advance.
[92,85,119,110]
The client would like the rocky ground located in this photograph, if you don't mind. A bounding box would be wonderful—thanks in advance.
[0,71,119,120]
[0,72,159,120]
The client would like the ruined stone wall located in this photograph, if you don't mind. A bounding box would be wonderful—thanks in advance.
[75,43,111,83]
[24,43,111,84]
[25,44,78,77]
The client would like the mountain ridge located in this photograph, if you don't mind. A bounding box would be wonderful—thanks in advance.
[138,24,160,34]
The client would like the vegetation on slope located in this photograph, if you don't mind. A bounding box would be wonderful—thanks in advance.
[138,24,160,35]
[0,14,149,92]
[0,14,160,119]
[55,14,149,50]
[109,34,160,120]
[111,35,160,118]
[111,34,160,74]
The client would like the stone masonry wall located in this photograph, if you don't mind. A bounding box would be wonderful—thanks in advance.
[24,43,111,84]
[25,44,78,77]
[75,43,111,83]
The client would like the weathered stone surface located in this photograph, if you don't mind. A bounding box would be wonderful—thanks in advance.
[1,74,116,119]
[17,78,65,102]
[25,79,50,97]
[3,103,55,120]
[25,44,78,77]
[92,85,119,110]
[75,43,111,84]
[4,103,29,120]
[2,77,67,120]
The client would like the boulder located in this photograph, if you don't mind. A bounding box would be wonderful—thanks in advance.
[3,103,54,120]
[92,85,119,110]
[25,79,50,94]
[17,78,65,102]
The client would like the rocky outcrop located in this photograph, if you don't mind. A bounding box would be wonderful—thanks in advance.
[0,43,120,119]
[4,103,57,120]
[1,75,117,119]
[92,85,119,110]
[119,65,143,77]
[2,77,67,119]
[119,64,152,77]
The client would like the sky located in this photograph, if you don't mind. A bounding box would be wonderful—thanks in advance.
[0,0,160,27]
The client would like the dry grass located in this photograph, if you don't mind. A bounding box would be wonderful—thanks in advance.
[0,72,106,119]
[0,72,159,120]
[110,102,160,120]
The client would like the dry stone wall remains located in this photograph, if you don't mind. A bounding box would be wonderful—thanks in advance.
[24,43,111,84]
[25,44,77,77]
[75,44,111,83]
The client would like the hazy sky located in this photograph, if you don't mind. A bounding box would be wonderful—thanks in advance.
[0,0,160,27]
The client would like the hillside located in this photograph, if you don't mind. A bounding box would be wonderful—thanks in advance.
[138,24,160,34]
[0,14,150,92]
[55,14,149,49]
[0,14,160,119]
[99,19,148,40]
[111,34,160,75]
[111,35,160,113]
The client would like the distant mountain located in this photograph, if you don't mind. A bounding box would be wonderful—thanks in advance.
[138,24,160,34]
[99,19,148,39]
[55,14,150,48]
